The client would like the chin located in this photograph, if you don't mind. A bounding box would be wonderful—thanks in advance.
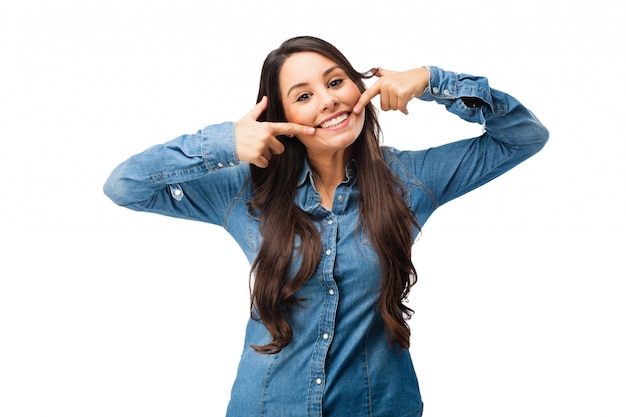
[319,129,359,147]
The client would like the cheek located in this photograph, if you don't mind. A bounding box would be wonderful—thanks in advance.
[283,106,310,126]
[345,83,362,106]
[356,111,366,133]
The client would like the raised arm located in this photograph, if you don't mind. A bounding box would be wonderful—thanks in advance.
[355,65,549,212]
[103,98,315,224]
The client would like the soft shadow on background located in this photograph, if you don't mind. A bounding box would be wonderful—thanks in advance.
[1,1,624,416]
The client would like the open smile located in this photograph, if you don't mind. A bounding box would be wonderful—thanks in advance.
[318,112,350,129]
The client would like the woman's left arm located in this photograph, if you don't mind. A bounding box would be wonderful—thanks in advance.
[416,65,549,205]
[355,66,549,206]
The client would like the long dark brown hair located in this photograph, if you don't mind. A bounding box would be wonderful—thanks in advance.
[249,36,418,354]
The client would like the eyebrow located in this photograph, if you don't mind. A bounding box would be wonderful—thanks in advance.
[286,65,342,97]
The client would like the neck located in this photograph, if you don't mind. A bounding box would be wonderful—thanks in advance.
[307,149,350,184]
[308,151,349,210]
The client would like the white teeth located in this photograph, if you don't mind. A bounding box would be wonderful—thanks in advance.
[320,113,348,128]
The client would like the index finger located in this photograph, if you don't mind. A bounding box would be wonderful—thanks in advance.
[268,121,315,138]
[353,82,381,115]
[246,96,268,121]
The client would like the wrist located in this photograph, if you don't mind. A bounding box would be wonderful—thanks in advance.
[413,67,430,99]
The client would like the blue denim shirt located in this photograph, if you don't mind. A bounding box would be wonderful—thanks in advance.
[104,66,548,417]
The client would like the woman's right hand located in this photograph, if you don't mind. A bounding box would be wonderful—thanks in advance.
[235,96,315,168]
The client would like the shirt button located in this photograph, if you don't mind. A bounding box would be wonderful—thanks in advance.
[337,195,344,202]
[327,220,333,225]
[173,189,182,196]
[325,249,332,256]
[323,333,329,340]
[443,89,450,95]
[432,87,439,94]
[217,162,224,168]
[328,289,335,295]
[316,378,322,385]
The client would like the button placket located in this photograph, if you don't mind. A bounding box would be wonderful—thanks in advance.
[308,212,339,413]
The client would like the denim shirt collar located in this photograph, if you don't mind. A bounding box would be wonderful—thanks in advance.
[296,157,358,188]
[295,157,358,215]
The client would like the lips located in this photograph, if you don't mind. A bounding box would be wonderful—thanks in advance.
[318,112,349,129]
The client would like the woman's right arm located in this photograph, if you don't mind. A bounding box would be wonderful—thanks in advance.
[103,98,315,225]
[103,122,247,225]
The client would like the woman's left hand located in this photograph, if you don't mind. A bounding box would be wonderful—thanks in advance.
[353,67,430,115]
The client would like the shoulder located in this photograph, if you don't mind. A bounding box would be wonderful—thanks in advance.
[382,146,426,191]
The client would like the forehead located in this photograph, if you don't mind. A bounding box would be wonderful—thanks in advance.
[280,52,340,88]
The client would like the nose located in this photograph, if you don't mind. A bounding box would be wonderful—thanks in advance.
[319,91,339,112]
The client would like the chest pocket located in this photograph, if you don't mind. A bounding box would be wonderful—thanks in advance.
[246,207,263,252]
[246,208,304,254]
[358,228,379,267]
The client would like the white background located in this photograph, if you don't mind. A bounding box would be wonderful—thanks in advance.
[1,1,624,416]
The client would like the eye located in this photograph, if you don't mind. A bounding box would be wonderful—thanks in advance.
[329,78,344,88]
[296,92,312,102]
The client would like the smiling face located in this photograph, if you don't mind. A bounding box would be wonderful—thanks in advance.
[279,52,365,159]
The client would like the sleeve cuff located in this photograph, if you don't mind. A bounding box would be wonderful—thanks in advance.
[200,121,240,171]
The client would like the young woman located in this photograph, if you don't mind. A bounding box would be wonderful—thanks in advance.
[104,36,548,416]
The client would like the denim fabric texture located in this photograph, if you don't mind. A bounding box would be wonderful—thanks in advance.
[104,66,548,416]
